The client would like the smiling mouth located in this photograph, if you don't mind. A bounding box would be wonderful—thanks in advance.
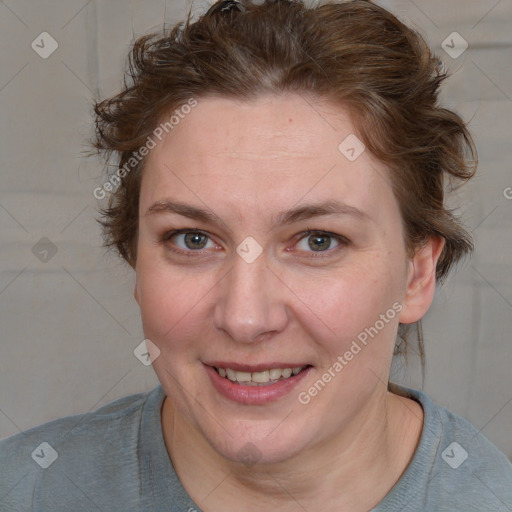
[214,365,311,386]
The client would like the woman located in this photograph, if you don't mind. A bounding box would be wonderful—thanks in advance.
[1,1,511,510]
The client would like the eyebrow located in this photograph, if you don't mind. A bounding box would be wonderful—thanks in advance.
[145,199,371,228]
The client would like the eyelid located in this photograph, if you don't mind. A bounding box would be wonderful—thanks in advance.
[297,228,349,243]
[160,228,207,242]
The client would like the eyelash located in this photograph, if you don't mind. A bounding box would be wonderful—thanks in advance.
[159,228,350,259]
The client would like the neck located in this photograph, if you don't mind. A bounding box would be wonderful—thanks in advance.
[161,387,423,512]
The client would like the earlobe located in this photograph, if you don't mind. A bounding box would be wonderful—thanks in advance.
[399,236,445,324]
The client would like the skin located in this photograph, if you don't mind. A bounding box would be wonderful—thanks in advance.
[134,93,444,511]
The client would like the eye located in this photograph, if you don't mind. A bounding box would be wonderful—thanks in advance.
[162,229,217,254]
[295,230,347,255]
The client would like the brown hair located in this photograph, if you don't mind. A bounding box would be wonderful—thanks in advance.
[93,0,476,360]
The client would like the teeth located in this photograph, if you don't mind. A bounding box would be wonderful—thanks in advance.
[269,368,282,380]
[235,371,252,382]
[216,366,306,384]
[281,368,292,378]
[252,370,270,383]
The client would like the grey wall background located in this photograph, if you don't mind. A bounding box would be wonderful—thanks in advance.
[1,0,511,460]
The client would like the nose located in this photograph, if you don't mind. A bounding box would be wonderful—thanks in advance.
[213,251,289,344]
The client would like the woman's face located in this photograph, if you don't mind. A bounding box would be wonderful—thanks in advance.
[135,93,424,464]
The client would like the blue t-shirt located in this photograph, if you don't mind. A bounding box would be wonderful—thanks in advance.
[1,384,511,511]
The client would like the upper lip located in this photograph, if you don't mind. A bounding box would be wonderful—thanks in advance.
[204,362,311,372]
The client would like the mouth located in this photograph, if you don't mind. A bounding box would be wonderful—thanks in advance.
[204,362,313,405]
[213,365,311,386]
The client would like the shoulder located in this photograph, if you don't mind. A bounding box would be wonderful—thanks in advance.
[381,384,512,511]
[0,389,152,460]
[0,387,163,511]
[407,384,512,473]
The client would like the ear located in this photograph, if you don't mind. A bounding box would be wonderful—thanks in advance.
[399,236,445,324]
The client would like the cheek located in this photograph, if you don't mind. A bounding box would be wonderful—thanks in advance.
[287,258,401,337]
[135,250,212,343]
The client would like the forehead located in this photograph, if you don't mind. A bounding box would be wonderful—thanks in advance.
[156,93,353,165]
[140,94,397,226]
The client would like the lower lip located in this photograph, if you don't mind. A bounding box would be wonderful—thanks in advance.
[204,364,312,405]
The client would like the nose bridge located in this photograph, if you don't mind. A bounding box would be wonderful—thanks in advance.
[213,250,287,343]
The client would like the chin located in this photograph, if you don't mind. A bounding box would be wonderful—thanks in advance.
[202,419,316,467]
